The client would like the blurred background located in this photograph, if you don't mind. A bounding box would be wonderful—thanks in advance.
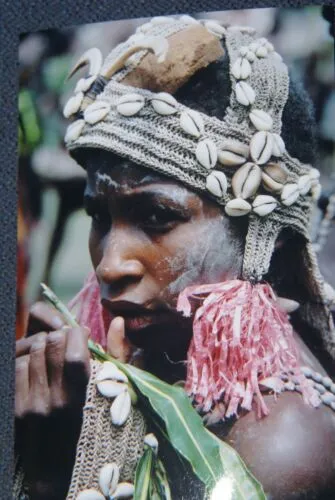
[17,6,335,338]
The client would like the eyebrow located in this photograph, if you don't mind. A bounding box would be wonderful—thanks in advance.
[83,186,192,213]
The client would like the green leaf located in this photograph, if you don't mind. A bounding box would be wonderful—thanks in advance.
[134,447,154,500]
[154,458,171,500]
[121,364,265,499]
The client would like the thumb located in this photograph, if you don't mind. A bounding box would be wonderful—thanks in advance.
[106,317,132,363]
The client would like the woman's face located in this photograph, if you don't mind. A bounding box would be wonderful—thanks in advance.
[81,150,244,353]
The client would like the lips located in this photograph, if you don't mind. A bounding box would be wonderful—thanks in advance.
[101,299,174,334]
[123,311,174,333]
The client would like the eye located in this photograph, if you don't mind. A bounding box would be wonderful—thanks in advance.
[140,207,188,232]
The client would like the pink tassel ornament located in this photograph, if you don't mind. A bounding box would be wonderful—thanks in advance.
[177,280,320,419]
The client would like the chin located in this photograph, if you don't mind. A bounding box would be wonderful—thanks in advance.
[125,319,192,355]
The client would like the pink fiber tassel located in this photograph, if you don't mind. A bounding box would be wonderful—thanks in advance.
[68,272,111,349]
[177,280,320,419]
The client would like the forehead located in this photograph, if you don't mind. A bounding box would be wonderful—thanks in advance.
[76,148,193,193]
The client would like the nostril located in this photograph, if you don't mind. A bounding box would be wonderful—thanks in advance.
[109,275,142,296]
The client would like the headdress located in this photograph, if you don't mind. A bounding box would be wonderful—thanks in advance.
[64,15,335,419]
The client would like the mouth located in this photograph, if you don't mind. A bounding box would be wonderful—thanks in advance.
[101,299,175,332]
[122,311,175,333]
[101,299,190,349]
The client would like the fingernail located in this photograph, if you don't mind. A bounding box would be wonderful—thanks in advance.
[51,316,65,329]
[112,317,124,330]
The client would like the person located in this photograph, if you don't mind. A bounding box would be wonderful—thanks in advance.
[15,15,335,500]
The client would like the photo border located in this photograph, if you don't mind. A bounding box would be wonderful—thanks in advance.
[1,0,333,497]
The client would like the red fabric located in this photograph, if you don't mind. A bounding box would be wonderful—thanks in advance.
[177,280,320,419]
[68,272,112,349]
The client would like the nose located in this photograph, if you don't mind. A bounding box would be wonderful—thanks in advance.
[95,227,145,298]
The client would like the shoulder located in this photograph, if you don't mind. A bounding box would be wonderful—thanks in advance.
[224,392,335,499]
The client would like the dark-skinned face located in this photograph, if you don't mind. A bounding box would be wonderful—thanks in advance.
[79,150,244,354]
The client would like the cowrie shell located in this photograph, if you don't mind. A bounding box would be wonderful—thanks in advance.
[204,20,226,38]
[99,463,120,497]
[249,41,259,52]
[137,22,153,34]
[180,109,204,138]
[116,93,145,116]
[298,175,312,195]
[232,57,251,80]
[252,195,277,216]
[281,183,300,206]
[64,120,85,143]
[77,489,105,500]
[218,141,249,166]
[249,109,273,131]
[74,75,97,94]
[239,46,249,57]
[111,482,135,498]
[179,14,199,24]
[144,433,159,452]
[262,163,288,193]
[84,101,111,124]
[272,133,286,157]
[151,16,174,24]
[96,361,128,383]
[246,51,256,62]
[232,163,261,199]
[63,92,84,118]
[250,131,273,164]
[218,151,246,166]
[97,380,127,398]
[150,92,178,115]
[266,41,274,52]
[110,390,131,426]
[196,139,217,169]
[206,170,227,198]
[235,81,256,106]
[256,46,268,58]
[276,297,300,313]
[308,168,320,181]
[225,198,252,217]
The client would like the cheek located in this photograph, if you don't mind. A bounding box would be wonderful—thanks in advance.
[160,219,242,299]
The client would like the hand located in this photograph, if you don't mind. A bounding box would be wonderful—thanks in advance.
[15,304,90,500]
[106,316,144,367]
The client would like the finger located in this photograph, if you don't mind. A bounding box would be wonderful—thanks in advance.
[45,329,67,408]
[28,334,50,415]
[27,301,65,335]
[64,327,90,371]
[16,331,49,358]
[64,327,90,406]
[15,354,30,417]
[107,317,132,362]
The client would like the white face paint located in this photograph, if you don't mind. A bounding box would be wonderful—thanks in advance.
[166,217,243,296]
[96,172,119,190]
